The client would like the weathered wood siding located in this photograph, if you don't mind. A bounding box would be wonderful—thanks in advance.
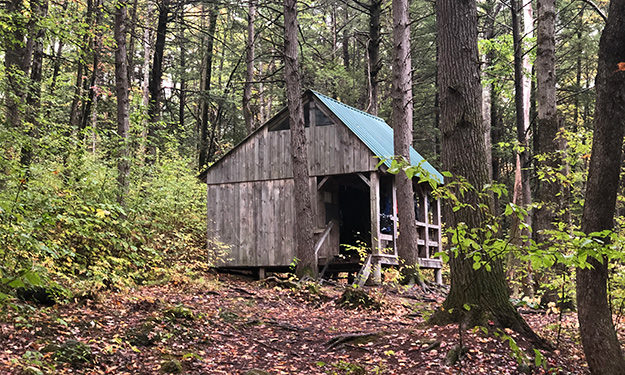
[207,179,296,267]
[205,124,377,185]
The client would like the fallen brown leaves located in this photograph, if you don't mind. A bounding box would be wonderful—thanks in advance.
[0,274,592,374]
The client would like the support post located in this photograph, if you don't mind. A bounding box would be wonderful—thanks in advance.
[435,268,442,285]
[424,190,430,258]
[392,176,398,257]
[370,171,381,284]
[435,197,443,285]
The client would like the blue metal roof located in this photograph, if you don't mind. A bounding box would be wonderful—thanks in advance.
[311,91,444,184]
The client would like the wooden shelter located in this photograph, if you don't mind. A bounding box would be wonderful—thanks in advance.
[203,90,444,283]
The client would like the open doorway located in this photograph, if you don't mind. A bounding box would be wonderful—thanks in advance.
[337,176,370,259]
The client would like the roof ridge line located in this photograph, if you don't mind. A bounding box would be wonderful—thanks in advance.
[311,90,385,123]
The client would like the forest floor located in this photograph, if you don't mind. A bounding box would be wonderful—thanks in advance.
[0,272,591,375]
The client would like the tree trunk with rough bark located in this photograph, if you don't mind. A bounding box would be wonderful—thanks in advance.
[139,3,152,159]
[342,6,350,69]
[283,0,315,278]
[391,0,419,281]
[79,0,102,132]
[430,0,547,349]
[21,0,48,169]
[4,0,30,130]
[198,5,218,170]
[511,0,533,222]
[577,1,625,373]
[114,0,130,204]
[367,0,381,116]
[69,0,92,129]
[534,0,559,243]
[178,12,186,130]
[481,0,500,181]
[243,0,256,134]
[147,0,170,158]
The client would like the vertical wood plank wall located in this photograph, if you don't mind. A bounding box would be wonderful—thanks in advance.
[206,125,378,185]
[207,179,296,267]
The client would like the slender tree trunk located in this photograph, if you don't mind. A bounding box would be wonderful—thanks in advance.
[79,0,102,132]
[391,0,420,282]
[147,0,170,157]
[284,0,315,278]
[510,0,534,295]
[21,0,48,169]
[48,40,64,98]
[366,0,381,116]
[577,1,625,373]
[342,6,350,69]
[69,0,89,129]
[114,0,130,204]
[178,13,186,129]
[139,3,152,158]
[243,0,256,134]
[431,0,547,349]
[511,0,533,218]
[4,0,30,131]
[534,0,559,243]
[258,58,266,123]
[198,6,218,170]
[481,0,501,180]
[126,0,138,86]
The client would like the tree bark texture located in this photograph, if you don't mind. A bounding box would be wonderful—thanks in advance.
[69,0,92,129]
[367,0,381,116]
[139,2,152,159]
[147,0,170,157]
[283,0,316,278]
[577,1,625,373]
[511,0,532,222]
[534,0,559,243]
[243,0,256,134]
[342,6,350,69]
[178,14,186,130]
[432,0,546,348]
[198,6,218,170]
[481,0,501,181]
[114,0,130,204]
[391,0,419,275]
[79,0,102,132]
[21,0,48,169]
[4,0,30,130]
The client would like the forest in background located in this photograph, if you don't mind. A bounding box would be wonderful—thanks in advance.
[2,0,625,373]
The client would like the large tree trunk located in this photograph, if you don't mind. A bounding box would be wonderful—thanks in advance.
[576,1,625,373]
[366,0,381,116]
[534,0,559,243]
[147,0,170,158]
[198,5,218,170]
[391,0,419,282]
[114,0,130,204]
[431,0,547,349]
[283,0,315,278]
[242,0,256,134]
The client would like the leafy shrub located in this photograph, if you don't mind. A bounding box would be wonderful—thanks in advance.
[0,149,221,306]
